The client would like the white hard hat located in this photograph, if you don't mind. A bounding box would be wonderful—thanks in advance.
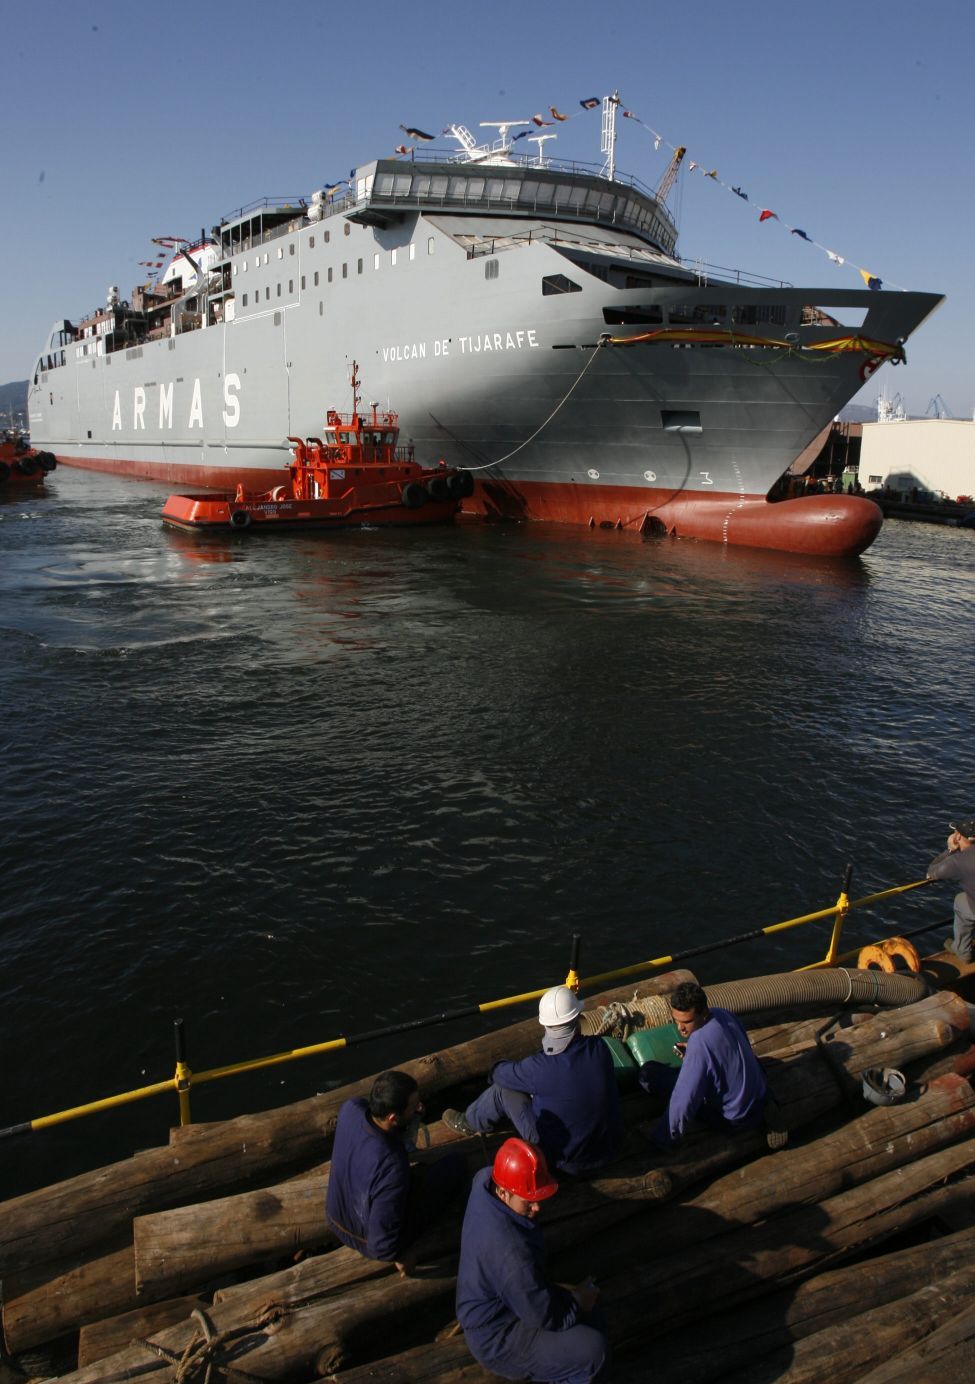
[539,985,584,1027]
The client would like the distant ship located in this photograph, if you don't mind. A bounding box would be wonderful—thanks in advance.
[28,99,942,555]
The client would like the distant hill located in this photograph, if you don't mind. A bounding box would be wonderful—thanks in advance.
[0,379,28,429]
[836,403,877,423]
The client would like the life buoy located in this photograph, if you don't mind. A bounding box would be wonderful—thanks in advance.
[425,475,450,503]
[229,510,251,529]
[401,482,428,509]
[447,469,474,499]
[857,936,921,974]
[16,456,38,476]
[857,943,895,973]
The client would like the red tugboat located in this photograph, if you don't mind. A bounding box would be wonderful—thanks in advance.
[0,432,57,486]
[161,364,472,533]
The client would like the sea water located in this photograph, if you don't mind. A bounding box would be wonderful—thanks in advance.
[1,467,972,1194]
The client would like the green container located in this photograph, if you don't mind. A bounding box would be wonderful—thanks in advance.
[625,1022,683,1070]
[601,1035,638,1090]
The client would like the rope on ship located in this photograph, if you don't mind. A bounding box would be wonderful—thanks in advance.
[461,329,905,477]
[463,343,605,472]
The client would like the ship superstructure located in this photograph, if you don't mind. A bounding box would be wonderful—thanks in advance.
[28,105,943,554]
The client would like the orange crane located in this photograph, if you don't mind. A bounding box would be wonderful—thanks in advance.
[656,145,686,203]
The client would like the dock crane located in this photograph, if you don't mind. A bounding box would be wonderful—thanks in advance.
[925,394,953,419]
[656,145,686,203]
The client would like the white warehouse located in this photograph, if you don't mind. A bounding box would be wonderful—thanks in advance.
[859,419,975,502]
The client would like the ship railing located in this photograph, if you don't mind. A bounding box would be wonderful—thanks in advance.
[0,869,949,1142]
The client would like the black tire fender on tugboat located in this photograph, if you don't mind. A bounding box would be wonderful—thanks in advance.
[38,452,57,473]
[229,510,251,529]
[0,461,10,482]
[447,469,474,499]
[401,482,428,509]
[425,474,451,503]
[16,456,38,476]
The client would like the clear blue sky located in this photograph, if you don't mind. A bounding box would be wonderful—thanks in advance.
[3,0,972,417]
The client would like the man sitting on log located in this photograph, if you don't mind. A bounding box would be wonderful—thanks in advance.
[443,986,622,1176]
[456,1136,609,1383]
[326,1069,466,1276]
[927,816,975,963]
[638,980,784,1150]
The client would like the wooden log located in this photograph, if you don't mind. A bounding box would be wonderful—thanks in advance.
[2,1245,140,1355]
[630,1224,975,1384]
[602,1140,975,1349]
[718,1261,975,1384]
[49,1251,458,1384]
[854,1299,975,1383]
[131,1116,490,1302]
[549,1073,975,1280]
[747,1009,873,1056]
[43,1132,975,1384]
[323,1335,485,1383]
[77,1296,205,1368]
[816,989,973,1093]
[0,970,693,1279]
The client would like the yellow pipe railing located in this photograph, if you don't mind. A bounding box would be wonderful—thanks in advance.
[2,873,936,1140]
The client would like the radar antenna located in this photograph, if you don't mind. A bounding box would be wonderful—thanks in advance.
[479,119,532,153]
[527,133,557,168]
[600,91,621,182]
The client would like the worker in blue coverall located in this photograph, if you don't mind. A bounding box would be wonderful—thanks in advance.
[637,979,780,1150]
[443,986,622,1175]
[456,1137,609,1383]
[326,1069,467,1275]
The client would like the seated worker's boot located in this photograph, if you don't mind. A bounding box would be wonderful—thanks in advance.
[442,1108,477,1137]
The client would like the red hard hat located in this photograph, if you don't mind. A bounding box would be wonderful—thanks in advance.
[492,1138,559,1202]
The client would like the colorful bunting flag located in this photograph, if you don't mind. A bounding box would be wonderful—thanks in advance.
[759,209,777,222]
[791,228,811,241]
[531,114,554,127]
[549,106,569,121]
[579,97,600,109]
[400,125,434,141]
[688,161,698,172]
[827,251,845,265]
[394,145,412,155]
[732,186,748,201]
[859,269,883,290]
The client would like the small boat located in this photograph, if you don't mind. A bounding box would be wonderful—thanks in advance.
[0,431,56,485]
[161,363,473,533]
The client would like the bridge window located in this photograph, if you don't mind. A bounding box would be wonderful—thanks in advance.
[485,260,499,280]
[542,274,581,295]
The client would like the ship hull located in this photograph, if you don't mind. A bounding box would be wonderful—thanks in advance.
[28,191,942,556]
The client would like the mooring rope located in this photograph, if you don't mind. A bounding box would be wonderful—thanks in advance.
[463,343,605,472]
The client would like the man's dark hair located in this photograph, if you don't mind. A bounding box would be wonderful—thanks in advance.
[368,1070,419,1119]
[670,981,708,1015]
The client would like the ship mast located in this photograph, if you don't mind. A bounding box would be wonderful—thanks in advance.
[601,91,621,182]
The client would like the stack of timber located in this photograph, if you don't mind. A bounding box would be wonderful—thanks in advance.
[1,956,974,1384]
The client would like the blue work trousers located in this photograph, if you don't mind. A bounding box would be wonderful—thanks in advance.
[464,1084,539,1143]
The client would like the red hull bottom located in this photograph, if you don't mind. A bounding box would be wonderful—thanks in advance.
[54,456,882,557]
[473,479,883,558]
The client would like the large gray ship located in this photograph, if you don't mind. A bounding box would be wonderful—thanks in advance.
[28,102,942,554]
